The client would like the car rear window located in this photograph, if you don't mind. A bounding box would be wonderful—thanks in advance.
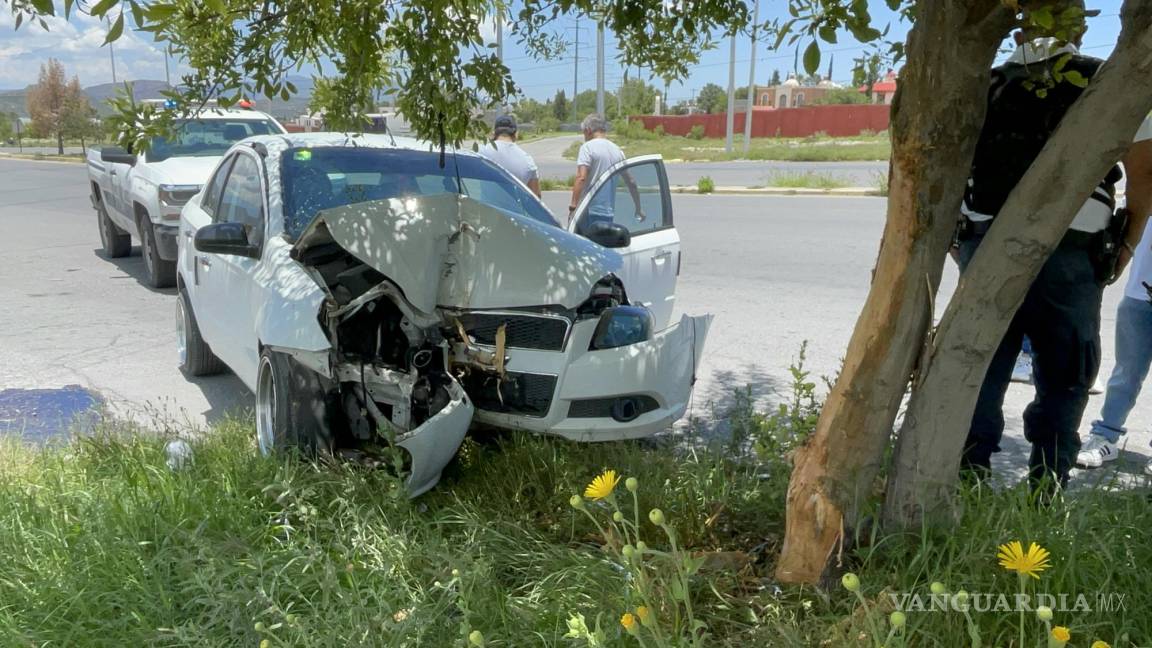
[280,146,558,240]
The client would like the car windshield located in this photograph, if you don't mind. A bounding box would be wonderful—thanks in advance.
[148,118,282,162]
[280,146,559,240]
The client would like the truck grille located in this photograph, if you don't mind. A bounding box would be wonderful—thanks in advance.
[464,371,557,418]
[459,313,569,351]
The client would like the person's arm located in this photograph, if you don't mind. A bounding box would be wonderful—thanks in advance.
[1114,137,1152,281]
[527,176,541,198]
[621,169,644,221]
[570,165,589,215]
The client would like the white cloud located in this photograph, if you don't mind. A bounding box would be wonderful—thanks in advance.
[0,5,163,87]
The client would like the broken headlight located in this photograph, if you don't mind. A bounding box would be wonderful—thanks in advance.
[589,306,652,350]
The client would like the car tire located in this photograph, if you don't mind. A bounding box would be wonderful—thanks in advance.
[255,348,333,457]
[96,200,131,258]
[177,287,225,377]
[140,219,176,289]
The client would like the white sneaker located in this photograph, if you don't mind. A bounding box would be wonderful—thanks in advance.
[1076,435,1119,468]
[1010,353,1033,384]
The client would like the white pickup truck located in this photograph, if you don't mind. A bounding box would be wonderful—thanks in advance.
[87,108,286,287]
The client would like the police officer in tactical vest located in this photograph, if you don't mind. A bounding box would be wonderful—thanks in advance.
[954,0,1151,491]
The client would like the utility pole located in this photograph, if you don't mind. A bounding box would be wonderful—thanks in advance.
[743,0,760,156]
[109,40,117,84]
[596,21,605,115]
[572,17,580,120]
[724,29,736,153]
[496,13,503,62]
[164,46,171,86]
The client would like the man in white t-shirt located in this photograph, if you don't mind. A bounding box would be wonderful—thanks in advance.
[478,114,541,197]
[1077,115,1152,474]
[568,113,642,228]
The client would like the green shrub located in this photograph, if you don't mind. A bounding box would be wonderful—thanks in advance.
[687,124,706,140]
[653,124,665,137]
[696,176,715,194]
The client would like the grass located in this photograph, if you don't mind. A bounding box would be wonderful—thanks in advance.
[764,171,851,190]
[696,176,715,194]
[1,379,1150,646]
[562,133,890,163]
[539,175,576,191]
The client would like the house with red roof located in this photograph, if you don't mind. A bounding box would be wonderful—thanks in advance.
[861,70,899,105]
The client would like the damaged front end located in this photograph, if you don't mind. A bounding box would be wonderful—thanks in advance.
[287,192,706,493]
[292,223,476,497]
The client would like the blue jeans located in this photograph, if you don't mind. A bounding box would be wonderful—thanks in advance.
[1090,297,1152,444]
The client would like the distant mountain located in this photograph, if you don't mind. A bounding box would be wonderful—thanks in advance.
[83,79,172,112]
[0,75,384,122]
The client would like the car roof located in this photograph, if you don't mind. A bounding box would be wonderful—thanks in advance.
[242,132,485,160]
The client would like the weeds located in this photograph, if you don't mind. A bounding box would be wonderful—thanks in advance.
[766,171,850,189]
[696,176,715,194]
[540,175,576,191]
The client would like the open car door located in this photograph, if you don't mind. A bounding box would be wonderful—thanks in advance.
[569,155,679,331]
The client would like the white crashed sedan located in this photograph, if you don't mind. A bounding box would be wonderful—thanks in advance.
[175,132,711,495]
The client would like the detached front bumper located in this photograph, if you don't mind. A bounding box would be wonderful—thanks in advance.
[471,313,712,441]
[399,378,474,496]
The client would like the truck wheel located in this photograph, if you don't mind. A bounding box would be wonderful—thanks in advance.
[255,349,333,457]
[97,201,131,258]
[140,220,176,289]
[177,287,225,376]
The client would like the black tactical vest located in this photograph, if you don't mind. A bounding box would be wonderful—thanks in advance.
[965,51,1122,217]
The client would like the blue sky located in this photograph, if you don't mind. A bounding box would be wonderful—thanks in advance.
[0,0,1127,104]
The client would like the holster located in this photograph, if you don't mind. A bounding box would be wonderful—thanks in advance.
[1091,208,1131,283]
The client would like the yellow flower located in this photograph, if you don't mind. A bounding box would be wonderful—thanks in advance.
[1051,626,1071,645]
[585,470,620,500]
[636,606,652,627]
[997,541,1051,579]
[1091,641,1111,648]
[620,612,638,634]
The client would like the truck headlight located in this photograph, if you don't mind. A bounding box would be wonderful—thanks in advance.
[589,306,652,350]
[159,184,201,210]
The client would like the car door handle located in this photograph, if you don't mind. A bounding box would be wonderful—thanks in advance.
[183,230,193,239]
[199,256,211,268]
[109,170,117,176]
[652,249,673,264]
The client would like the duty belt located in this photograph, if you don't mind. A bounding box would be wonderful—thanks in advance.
[960,216,1099,248]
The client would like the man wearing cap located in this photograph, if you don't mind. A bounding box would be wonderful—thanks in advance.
[954,0,1152,491]
[479,114,541,198]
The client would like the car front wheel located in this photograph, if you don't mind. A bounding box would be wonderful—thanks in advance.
[177,288,225,376]
[255,349,332,457]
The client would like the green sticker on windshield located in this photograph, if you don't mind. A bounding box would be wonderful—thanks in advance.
[294,149,312,161]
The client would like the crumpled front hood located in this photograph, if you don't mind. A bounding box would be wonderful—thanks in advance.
[145,155,223,185]
[291,193,622,312]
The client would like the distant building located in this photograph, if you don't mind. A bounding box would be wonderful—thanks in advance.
[752,73,843,109]
[860,70,899,105]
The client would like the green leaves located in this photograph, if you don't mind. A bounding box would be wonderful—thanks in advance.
[803,40,821,76]
[103,14,124,45]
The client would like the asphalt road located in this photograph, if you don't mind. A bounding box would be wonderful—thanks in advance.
[1,158,1148,485]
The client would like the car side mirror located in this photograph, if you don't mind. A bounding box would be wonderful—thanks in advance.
[584,221,631,249]
[100,146,137,166]
[194,222,260,258]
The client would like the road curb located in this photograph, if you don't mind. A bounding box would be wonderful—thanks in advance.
[0,152,86,165]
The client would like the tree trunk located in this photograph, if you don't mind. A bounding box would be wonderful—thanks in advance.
[884,2,1152,527]
[775,0,1012,585]
[56,130,63,155]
